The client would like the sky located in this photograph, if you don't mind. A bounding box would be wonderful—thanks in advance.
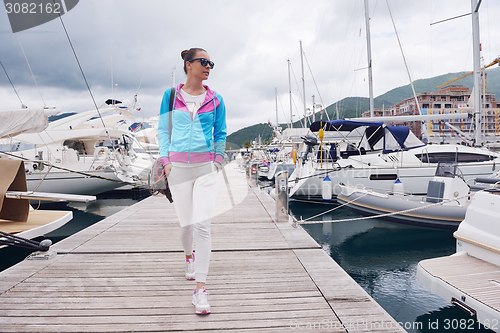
[1,0,500,135]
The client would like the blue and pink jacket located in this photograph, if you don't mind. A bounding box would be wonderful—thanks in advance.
[158,84,227,166]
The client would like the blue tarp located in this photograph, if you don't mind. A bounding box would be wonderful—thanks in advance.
[385,125,409,149]
[309,119,383,132]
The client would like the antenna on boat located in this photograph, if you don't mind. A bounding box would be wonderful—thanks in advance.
[111,57,114,105]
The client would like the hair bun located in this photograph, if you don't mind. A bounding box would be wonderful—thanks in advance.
[181,50,189,60]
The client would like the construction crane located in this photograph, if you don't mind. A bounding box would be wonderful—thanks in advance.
[435,56,500,90]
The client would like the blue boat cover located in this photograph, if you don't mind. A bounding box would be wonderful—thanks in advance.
[309,119,383,132]
[309,119,425,153]
[385,125,409,148]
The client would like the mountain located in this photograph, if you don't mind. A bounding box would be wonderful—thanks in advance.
[377,66,500,105]
[226,123,279,149]
[226,67,500,148]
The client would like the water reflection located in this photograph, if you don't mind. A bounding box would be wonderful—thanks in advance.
[290,200,493,333]
[416,306,495,333]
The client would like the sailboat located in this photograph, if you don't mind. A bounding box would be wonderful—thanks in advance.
[287,118,500,201]
[286,0,500,202]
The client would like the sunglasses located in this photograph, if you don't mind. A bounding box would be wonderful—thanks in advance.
[187,58,215,69]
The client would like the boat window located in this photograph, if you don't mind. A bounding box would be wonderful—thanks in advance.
[384,129,401,152]
[63,140,87,155]
[369,174,398,181]
[485,188,500,195]
[359,126,384,151]
[415,152,495,163]
[435,162,457,178]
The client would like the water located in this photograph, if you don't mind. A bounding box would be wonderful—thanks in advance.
[289,200,494,333]
[0,191,146,272]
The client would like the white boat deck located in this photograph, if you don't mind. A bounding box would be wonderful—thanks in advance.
[418,253,500,329]
[0,161,406,332]
[0,210,72,240]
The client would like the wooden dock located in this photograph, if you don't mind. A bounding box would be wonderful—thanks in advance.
[0,161,406,332]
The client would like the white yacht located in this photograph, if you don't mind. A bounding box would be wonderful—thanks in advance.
[417,188,500,331]
[288,119,500,201]
[0,100,154,196]
[0,108,95,249]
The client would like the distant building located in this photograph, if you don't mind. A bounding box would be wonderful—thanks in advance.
[362,85,500,143]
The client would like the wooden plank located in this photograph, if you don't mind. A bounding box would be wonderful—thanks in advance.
[0,161,405,333]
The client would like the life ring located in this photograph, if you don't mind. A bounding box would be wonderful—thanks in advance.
[94,146,109,162]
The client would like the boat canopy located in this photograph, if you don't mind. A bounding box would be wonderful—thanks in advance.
[310,119,425,153]
[0,108,50,138]
[359,125,425,153]
[310,119,383,132]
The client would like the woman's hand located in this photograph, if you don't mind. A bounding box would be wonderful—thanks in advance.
[164,163,173,178]
[214,161,222,173]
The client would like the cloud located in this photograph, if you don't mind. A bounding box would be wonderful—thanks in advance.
[0,0,499,134]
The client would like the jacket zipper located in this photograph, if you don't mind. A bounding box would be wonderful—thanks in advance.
[188,120,193,162]
[177,91,215,163]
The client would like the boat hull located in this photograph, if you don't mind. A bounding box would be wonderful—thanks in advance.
[337,188,467,230]
[290,161,496,200]
[26,168,124,196]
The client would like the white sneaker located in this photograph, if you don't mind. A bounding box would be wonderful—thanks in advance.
[185,255,195,280]
[192,288,211,315]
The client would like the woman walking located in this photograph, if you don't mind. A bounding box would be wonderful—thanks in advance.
[158,48,227,315]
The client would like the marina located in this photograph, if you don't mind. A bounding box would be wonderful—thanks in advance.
[1,1,500,332]
[0,162,406,332]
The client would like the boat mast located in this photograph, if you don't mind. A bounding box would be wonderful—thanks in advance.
[275,87,278,128]
[288,59,293,128]
[471,0,482,146]
[364,0,374,117]
[312,95,316,122]
[300,40,307,128]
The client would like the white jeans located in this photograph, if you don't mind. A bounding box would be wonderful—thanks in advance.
[168,162,219,283]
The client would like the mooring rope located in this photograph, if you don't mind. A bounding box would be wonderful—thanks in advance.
[0,151,143,187]
[0,231,51,251]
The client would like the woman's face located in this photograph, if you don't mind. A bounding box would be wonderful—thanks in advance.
[187,50,211,81]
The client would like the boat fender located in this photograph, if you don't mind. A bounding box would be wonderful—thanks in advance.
[322,175,332,201]
[393,178,404,195]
